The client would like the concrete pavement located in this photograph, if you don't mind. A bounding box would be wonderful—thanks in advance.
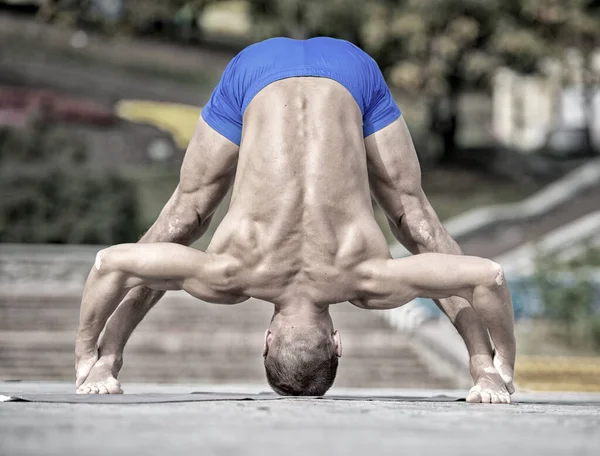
[1,382,599,456]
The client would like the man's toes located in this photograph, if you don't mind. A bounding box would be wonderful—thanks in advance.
[480,391,492,403]
[106,380,123,394]
[89,385,99,394]
[77,385,90,394]
[491,393,500,404]
[505,379,515,395]
[97,383,109,395]
[466,388,482,403]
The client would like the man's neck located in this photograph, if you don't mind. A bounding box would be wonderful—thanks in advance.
[272,297,331,326]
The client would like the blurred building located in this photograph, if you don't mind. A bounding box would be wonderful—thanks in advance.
[493,49,600,155]
[0,88,182,166]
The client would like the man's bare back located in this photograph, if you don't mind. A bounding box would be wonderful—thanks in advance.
[208,78,389,306]
[74,38,515,402]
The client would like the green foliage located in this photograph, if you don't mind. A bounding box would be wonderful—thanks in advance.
[248,0,600,159]
[0,123,140,244]
[40,0,600,161]
[40,0,214,33]
[249,0,366,42]
[534,249,600,351]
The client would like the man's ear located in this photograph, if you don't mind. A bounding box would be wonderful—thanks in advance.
[333,330,342,358]
[262,329,272,357]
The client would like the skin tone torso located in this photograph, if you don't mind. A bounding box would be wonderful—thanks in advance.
[206,77,390,306]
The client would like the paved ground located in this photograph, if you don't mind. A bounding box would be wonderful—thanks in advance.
[1,383,599,456]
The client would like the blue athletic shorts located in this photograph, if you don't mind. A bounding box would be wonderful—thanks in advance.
[201,37,402,145]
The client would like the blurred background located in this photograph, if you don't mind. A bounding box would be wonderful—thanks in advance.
[0,0,599,392]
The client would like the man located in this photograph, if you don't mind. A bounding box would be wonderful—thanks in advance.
[75,37,516,403]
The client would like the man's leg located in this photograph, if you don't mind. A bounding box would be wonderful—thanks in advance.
[358,253,516,404]
[75,118,239,390]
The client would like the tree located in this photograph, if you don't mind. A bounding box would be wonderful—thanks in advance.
[0,121,140,244]
[370,0,554,162]
[39,0,215,36]
[522,0,600,150]
[249,0,366,43]
[40,1,599,165]
[248,0,561,162]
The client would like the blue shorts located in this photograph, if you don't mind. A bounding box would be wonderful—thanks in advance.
[201,37,401,145]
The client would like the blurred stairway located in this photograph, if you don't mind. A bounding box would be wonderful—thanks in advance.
[455,180,600,259]
[0,292,454,389]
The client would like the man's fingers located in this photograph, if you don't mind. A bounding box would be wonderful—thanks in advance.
[75,371,89,388]
[97,383,109,395]
[480,391,492,403]
[106,380,124,395]
[505,378,515,395]
[75,349,99,387]
[77,385,90,395]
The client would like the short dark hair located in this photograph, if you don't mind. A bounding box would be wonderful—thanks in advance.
[264,327,338,396]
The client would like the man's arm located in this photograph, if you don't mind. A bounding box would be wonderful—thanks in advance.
[78,243,244,350]
[365,117,498,381]
[355,253,515,403]
[75,117,239,386]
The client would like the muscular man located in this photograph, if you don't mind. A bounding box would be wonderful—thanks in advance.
[75,37,516,403]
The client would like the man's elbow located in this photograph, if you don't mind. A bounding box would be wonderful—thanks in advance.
[400,209,450,253]
[93,245,132,277]
[168,194,204,235]
[150,190,206,243]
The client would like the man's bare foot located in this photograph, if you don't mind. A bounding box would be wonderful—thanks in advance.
[76,355,123,394]
[467,355,511,404]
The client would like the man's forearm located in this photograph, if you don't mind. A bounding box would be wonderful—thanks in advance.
[392,212,494,364]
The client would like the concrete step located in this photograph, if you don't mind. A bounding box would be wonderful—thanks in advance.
[459,183,600,258]
[0,330,421,358]
[0,346,426,369]
[0,366,449,389]
[0,294,456,389]
[0,296,392,331]
[0,356,444,388]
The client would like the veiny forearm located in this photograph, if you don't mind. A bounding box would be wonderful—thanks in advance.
[393,204,494,361]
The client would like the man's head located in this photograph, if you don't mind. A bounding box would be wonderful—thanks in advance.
[263,310,342,396]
